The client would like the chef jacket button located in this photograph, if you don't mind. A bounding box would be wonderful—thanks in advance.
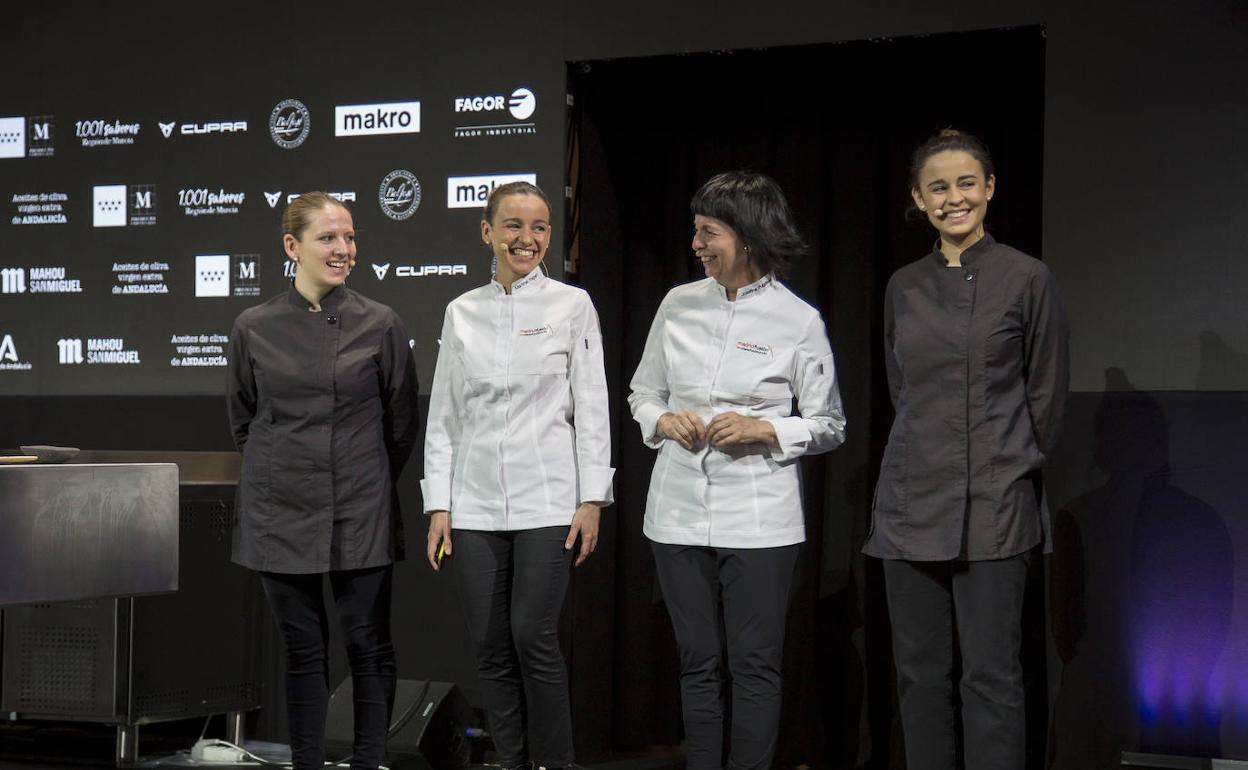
[965,273,974,281]
[327,315,338,324]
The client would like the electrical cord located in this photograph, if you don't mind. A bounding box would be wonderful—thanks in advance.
[184,680,428,768]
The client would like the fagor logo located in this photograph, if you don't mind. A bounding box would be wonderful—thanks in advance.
[335,101,420,137]
[447,173,537,209]
[453,88,537,138]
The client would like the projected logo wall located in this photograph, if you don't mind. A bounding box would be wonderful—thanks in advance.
[0,78,555,395]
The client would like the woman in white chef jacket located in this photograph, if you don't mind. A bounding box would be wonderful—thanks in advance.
[422,181,614,770]
[629,171,846,770]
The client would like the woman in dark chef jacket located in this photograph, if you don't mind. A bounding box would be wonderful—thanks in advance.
[628,172,846,770]
[864,130,1069,770]
[422,182,614,770]
[227,192,419,770]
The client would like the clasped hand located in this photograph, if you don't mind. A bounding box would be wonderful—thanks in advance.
[655,410,777,451]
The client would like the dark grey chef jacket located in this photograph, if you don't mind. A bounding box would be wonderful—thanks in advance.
[863,234,1070,562]
[226,285,420,573]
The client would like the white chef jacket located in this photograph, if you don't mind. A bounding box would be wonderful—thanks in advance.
[421,268,615,531]
[628,274,846,548]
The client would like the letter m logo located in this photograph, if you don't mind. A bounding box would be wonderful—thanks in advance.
[33,122,50,141]
[238,261,256,280]
[1,268,26,294]
[133,190,153,209]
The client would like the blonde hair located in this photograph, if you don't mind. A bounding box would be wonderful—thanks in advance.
[282,192,349,240]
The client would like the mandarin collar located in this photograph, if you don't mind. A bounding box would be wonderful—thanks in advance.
[492,267,547,296]
[927,232,996,268]
[287,282,347,311]
[715,272,774,302]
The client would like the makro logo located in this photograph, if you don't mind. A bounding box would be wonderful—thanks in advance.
[379,170,421,221]
[335,101,420,137]
[59,337,141,365]
[270,99,310,149]
[453,88,536,138]
[447,173,537,209]
[0,334,32,371]
[0,117,26,158]
[93,184,157,227]
[76,119,141,146]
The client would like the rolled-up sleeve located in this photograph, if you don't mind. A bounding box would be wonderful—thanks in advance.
[765,314,847,462]
[628,305,672,449]
[420,309,464,513]
[569,295,615,505]
[380,311,420,480]
[226,316,256,452]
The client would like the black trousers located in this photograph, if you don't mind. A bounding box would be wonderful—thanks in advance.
[651,542,799,770]
[882,553,1032,770]
[453,527,574,768]
[260,566,396,770]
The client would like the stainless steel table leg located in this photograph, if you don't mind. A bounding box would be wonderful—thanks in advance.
[116,723,139,767]
[225,710,245,745]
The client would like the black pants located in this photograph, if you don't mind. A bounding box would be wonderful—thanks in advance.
[453,527,574,768]
[882,553,1031,770]
[651,542,799,770]
[260,566,396,770]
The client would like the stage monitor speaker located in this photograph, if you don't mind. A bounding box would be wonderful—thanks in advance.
[325,679,475,770]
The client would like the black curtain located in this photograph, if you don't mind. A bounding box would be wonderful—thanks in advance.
[566,27,1048,769]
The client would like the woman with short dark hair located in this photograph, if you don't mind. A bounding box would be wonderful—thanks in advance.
[629,171,846,770]
[866,129,1070,770]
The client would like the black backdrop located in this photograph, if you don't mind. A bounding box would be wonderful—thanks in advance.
[569,29,1046,767]
[4,1,1248,767]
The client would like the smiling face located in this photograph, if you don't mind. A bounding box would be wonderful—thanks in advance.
[285,203,355,300]
[911,149,996,249]
[482,193,550,287]
[692,214,758,290]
